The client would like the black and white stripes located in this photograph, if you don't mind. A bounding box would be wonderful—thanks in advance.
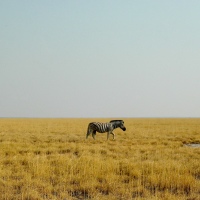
[86,120,126,140]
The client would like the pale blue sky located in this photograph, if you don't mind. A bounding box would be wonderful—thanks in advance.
[0,1,200,118]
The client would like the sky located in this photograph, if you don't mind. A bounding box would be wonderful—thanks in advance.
[0,1,200,118]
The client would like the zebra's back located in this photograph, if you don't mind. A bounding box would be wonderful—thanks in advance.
[89,122,112,133]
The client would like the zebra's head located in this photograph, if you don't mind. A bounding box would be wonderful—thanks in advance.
[110,120,126,131]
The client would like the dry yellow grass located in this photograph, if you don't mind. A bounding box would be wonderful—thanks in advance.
[0,118,200,200]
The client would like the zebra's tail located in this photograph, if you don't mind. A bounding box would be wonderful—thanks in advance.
[86,124,91,139]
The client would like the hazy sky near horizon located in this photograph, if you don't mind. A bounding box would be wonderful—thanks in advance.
[1,1,200,118]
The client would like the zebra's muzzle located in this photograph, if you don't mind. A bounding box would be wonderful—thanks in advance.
[122,127,126,131]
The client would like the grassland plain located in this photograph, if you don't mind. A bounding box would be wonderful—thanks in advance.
[0,118,199,200]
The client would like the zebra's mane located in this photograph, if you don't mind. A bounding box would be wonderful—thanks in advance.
[110,120,123,123]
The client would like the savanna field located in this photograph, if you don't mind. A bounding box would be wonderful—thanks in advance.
[0,118,199,200]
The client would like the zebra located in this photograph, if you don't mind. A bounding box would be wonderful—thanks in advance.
[86,120,126,140]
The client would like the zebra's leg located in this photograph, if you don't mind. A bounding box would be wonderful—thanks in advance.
[107,131,110,140]
[92,131,96,140]
[110,132,115,140]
